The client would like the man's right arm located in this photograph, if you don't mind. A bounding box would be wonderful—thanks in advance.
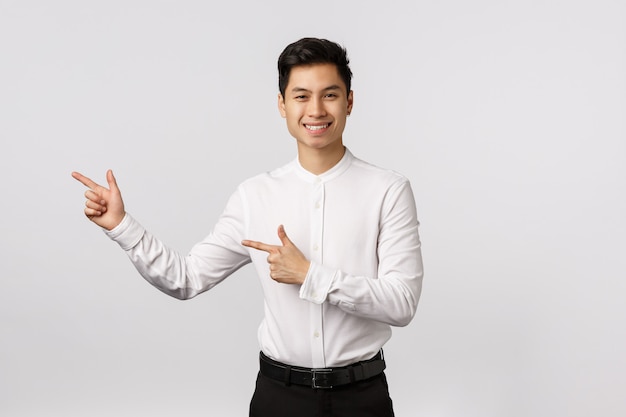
[72,171,251,299]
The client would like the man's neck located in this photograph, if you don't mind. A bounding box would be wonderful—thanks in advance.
[298,144,346,176]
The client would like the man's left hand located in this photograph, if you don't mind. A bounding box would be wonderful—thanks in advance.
[242,225,310,285]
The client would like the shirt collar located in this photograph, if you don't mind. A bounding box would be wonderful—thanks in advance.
[294,148,354,184]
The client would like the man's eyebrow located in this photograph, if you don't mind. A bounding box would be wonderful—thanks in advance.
[290,85,343,93]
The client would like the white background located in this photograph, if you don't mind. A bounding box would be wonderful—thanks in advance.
[1,0,625,416]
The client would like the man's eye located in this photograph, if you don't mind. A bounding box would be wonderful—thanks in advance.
[325,94,337,98]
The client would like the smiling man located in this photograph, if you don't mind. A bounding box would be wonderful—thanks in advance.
[72,38,423,417]
[277,62,352,174]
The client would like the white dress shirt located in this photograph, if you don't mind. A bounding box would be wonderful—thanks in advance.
[105,149,423,368]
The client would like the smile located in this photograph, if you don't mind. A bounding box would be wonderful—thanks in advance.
[305,123,330,131]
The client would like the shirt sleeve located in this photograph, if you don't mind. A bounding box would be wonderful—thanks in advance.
[299,179,423,327]
[105,188,251,300]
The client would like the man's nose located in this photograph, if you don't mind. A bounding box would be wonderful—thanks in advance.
[307,97,326,117]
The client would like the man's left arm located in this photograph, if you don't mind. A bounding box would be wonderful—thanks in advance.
[243,179,423,327]
[302,179,422,326]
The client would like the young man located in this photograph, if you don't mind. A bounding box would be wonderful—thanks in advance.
[72,37,423,417]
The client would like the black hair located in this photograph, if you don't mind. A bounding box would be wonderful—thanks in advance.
[277,37,352,96]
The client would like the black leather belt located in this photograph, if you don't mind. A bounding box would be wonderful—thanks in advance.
[259,351,386,389]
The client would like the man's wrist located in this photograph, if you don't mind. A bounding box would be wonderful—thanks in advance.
[299,261,311,284]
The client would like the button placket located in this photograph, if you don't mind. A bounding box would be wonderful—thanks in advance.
[309,178,326,367]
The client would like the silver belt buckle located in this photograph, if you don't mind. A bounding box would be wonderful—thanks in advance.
[311,368,333,389]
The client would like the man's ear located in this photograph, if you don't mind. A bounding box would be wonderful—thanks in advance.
[278,93,286,118]
[347,90,354,115]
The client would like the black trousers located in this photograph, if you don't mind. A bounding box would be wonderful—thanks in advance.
[249,371,395,417]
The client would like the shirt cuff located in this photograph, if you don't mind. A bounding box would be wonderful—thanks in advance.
[299,262,336,304]
[103,213,145,250]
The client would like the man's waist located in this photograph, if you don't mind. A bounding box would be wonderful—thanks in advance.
[259,350,386,389]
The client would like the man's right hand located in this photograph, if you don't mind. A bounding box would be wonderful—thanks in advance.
[72,170,126,231]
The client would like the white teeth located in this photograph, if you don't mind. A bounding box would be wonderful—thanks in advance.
[306,124,328,131]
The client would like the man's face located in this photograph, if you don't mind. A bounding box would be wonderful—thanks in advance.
[278,63,353,155]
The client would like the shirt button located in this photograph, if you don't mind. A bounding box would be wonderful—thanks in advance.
[313,331,320,338]
[313,244,319,251]
[315,202,320,209]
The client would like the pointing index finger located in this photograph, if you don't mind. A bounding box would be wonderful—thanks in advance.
[241,239,275,253]
[71,171,100,190]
